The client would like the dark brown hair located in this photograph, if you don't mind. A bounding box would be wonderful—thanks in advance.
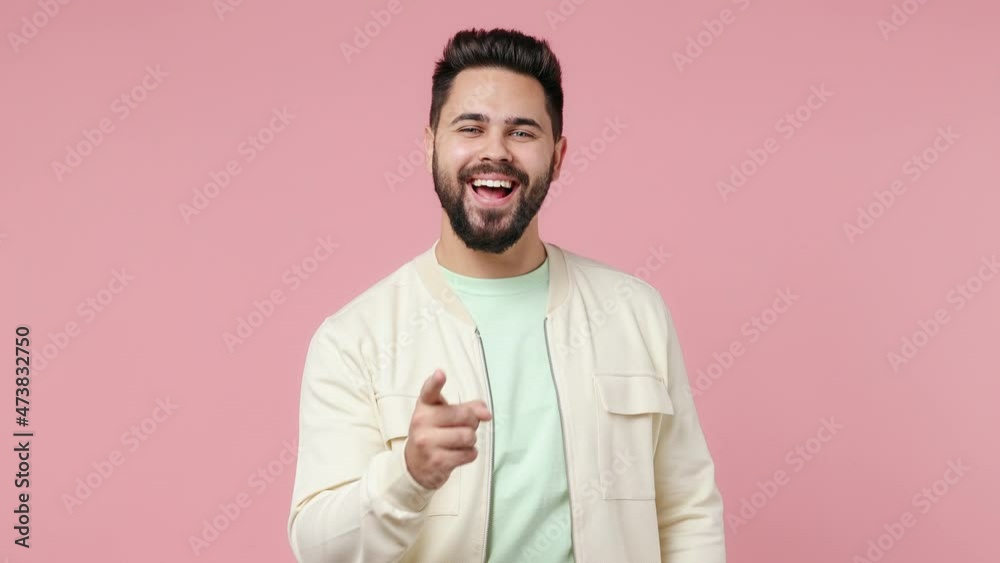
[429,28,564,139]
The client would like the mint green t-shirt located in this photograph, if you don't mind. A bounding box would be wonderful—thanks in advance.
[441,257,574,563]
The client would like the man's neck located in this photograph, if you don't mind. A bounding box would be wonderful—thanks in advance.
[435,216,546,279]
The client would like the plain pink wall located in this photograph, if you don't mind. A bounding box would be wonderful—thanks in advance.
[2,0,998,560]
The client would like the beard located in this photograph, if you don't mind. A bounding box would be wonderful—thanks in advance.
[432,150,554,255]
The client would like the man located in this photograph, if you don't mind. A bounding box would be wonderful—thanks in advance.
[287,28,726,563]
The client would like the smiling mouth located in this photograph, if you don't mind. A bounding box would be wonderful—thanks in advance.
[467,178,520,202]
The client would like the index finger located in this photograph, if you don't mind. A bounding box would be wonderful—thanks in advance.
[418,369,448,406]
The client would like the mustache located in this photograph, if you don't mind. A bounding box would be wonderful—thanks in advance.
[458,164,529,186]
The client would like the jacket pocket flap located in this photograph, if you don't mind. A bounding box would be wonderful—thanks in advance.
[375,394,418,442]
[594,374,674,415]
[375,388,462,442]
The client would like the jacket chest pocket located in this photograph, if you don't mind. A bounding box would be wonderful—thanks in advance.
[375,392,463,516]
[593,373,674,500]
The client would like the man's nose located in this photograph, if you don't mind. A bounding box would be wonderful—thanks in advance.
[478,130,512,162]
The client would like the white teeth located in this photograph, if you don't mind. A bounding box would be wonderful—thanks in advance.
[471,178,513,188]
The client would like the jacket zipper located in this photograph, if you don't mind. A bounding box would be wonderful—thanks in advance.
[475,327,495,563]
[543,317,577,562]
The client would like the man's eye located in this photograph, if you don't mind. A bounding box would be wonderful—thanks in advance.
[512,131,534,138]
[459,127,481,133]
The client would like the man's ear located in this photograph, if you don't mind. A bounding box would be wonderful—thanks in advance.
[550,135,568,182]
[424,126,435,174]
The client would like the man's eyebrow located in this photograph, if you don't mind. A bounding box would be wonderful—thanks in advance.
[449,113,544,130]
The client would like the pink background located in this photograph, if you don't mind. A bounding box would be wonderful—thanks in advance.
[2,0,998,560]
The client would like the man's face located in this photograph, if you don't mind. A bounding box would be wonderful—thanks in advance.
[427,67,565,254]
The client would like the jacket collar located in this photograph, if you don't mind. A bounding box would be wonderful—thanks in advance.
[413,238,572,327]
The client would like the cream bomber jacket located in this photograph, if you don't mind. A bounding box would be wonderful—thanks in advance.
[287,240,727,563]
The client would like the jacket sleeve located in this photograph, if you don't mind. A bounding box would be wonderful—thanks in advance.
[653,298,728,562]
[287,318,437,563]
